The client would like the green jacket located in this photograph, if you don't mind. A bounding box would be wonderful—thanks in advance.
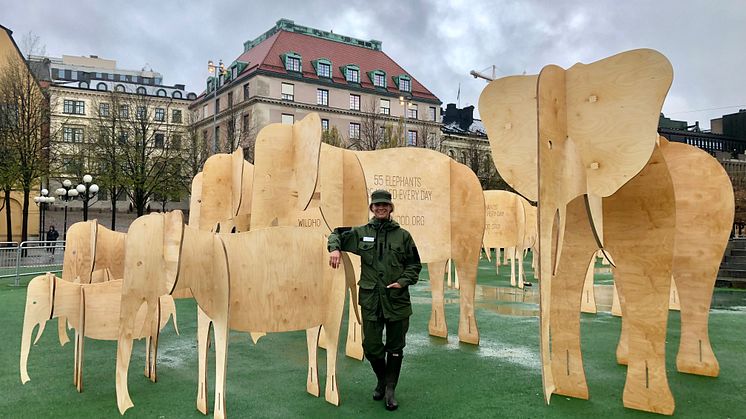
[328,217,422,321]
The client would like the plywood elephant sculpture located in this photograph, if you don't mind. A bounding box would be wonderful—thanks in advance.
[480,49,678,414]
[115,212,357,419]
[197,147,254,232]
[20,273,176,391]
[251,113,485,345]
[246,113,367,358]
[56,221,127,345]
[483,190,532,287]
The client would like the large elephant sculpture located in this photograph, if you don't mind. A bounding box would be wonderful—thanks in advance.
[482,190,534,288]
[20,273,176,391]
[251,113,486,345]
[115,212,357,419]
[480,49,680,414]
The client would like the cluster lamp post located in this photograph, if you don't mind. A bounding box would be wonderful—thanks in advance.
[33,188,55,240]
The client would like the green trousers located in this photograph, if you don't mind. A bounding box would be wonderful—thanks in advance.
[362,316,410,361]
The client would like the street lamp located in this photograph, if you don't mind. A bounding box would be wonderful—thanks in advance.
[207,59,227,154]
[33,189,55,241]
[55,179,79,239]
[399,95,413,146]
[75,174,99,221]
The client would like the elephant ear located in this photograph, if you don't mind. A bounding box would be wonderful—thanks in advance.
[251,113,322,228]
[479,75,539,201]
[62,220,97,284]
[188,172,203,228]
[564,48,673,197]
[200,153,233,231]
[231,147,245,217]
[163,211,184,293]
[292,113,322,211]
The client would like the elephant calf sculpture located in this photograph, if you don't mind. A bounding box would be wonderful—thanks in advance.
[20,273,177,391]
[116,212,357,419]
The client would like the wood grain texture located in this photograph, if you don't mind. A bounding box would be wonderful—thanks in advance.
[604,146,675,415]
[483,190,526,287]
[62,221,97,284]
[93,225,126,280]
[661,140,734,376]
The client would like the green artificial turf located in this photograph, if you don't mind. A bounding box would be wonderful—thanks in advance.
[1,253,744,418]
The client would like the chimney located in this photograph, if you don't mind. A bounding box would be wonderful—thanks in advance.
[443,103,458,125]
[459,105,474,131]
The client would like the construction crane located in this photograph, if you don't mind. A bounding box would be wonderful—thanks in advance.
[470,65,497,82]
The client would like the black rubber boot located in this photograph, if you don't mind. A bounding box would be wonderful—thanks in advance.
[370,357,386,401]
[384,352,403,410]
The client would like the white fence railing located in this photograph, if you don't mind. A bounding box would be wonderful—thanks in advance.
[0,241,65,286]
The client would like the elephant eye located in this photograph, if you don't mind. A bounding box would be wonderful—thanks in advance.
[32,301,37,305]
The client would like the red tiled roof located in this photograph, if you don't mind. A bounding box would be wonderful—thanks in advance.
[232,30,439,102]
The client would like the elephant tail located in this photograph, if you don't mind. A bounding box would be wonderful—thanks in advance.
[341,252,360,325]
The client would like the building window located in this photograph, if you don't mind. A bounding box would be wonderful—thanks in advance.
[79,81,88,89]
[96,82,107,91]
[317,62,331,78]
[119,105,129,118]
[62,126,84,143]
[243,83,250,101]
[136,86,147,95]
[407,104,418,120]
[202,104,208,119]
[99,103,110,117]
[63,100,85,115]
[228,92,233,107]
[346,67,360,83]
[172,109,182,123]
[317,89,329,106]
[281,114,294,125]
[156,89,167,97]
[107,73,114,81]
[115,84,125,92]
[281,83,294,101]
[215,98,220,113]
[70,70,78,80]
[154,133,165,148]
[399,77,411,92]
[429,106,437,121]
[372,71,386,88]
[349,94,360,111]
[214,125,220,145]
[242,113,250,131]
[286,56,301,72]
[380,99,390,115]
[321,119,329,131]
[136,106,147,120]
[349,122,360,139]
[172,91,182,99]
[154,108,165,122]
[407,130,417,146]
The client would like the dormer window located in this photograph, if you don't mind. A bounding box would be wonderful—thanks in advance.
[343,65,360,83]
[313,59,332,78]
[282,52,302,72]
[369,70,387,88]
[395,75,412,92]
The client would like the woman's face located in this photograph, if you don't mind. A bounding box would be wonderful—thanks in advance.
[371,203,392,220]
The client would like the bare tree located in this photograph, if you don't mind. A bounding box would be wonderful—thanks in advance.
[353,97,388,150]
[183,110,209,187]
[322,125,344,148]
[237,107,260,163]
[420,124,441,151]
[0,33,50,243]
[118,92,184,216]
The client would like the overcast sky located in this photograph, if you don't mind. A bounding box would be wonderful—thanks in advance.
[3,0,744,129]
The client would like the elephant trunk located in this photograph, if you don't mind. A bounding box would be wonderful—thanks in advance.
[20,274,54,384]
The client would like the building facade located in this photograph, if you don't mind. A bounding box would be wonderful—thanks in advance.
[0,24,41,238]
[190,19,442,158]
[28,54,196,211]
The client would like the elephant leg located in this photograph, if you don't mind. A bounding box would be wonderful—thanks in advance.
[456,259,479,345]
[345,290,364,360]
[196,305,212,415]
[323,323,341,406]
[58,316,70,346]
[145,303,162,383]
[74,288,86,392]
[549,196,597,400]
[677,280,718,376]
[212,318,229,419]
[509,247,517,287]
[518,248,525,288]
[604,146,675,415]
[427,260,448,339]
[306,326,321,397]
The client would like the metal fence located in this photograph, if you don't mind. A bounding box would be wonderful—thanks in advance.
[0,241,65,286]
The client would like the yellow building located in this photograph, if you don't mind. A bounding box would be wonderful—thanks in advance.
[1,24,41,240]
